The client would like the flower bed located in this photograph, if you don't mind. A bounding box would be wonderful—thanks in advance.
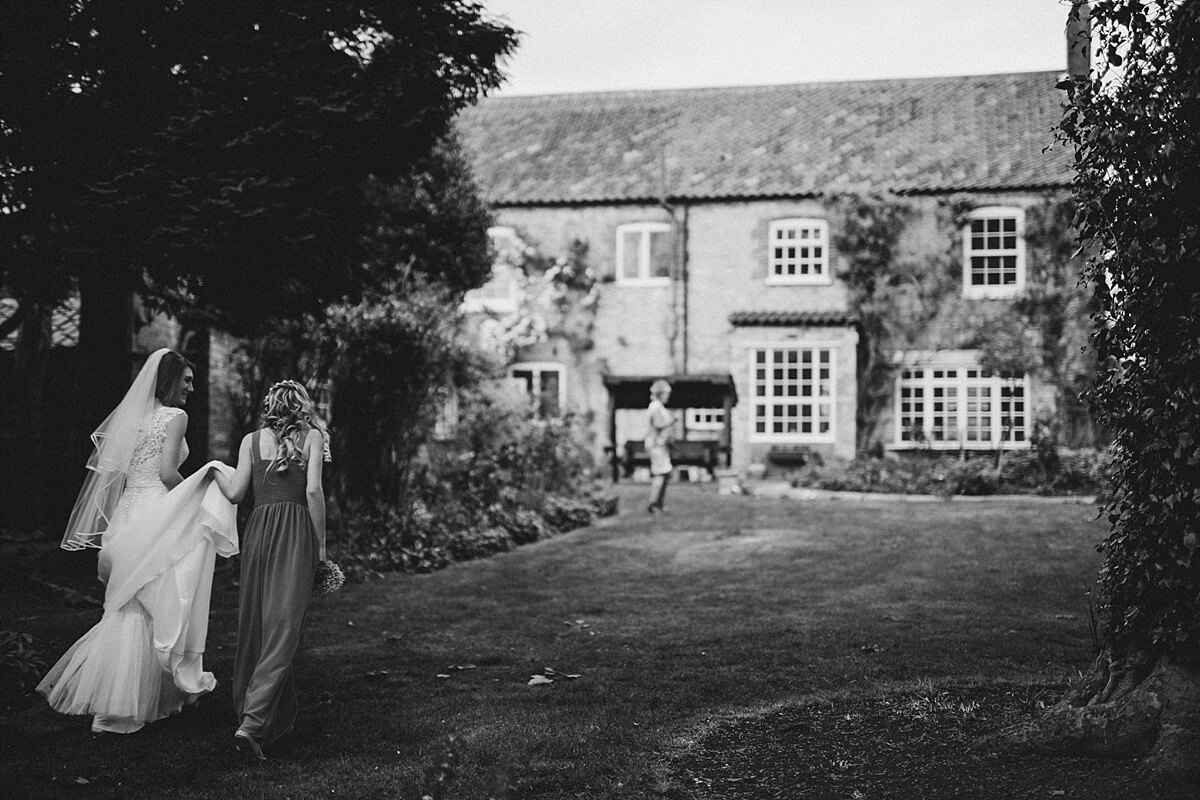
[788,448,1110,497]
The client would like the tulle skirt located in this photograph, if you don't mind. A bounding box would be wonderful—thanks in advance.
[37,468,238,733]
[36,594,214,733]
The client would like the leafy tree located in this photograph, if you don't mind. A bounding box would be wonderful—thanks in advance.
[225,132,496,502]
[1,0,515,414]
[984,1,1200,786]
[0,1,514,529]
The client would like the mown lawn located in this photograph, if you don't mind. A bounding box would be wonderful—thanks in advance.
[1,485,1150,799]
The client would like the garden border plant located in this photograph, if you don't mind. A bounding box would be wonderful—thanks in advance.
[981,1,1200,786]
[828,186,1096,472]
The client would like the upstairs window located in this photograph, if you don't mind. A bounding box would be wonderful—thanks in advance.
[508,362,565,418]
[767,218,830,285]
[463,263,522,314]
[616,222,672,285]
[463,226,526,314]
[962,208,1025,298]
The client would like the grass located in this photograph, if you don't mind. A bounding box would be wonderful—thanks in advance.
[0,485,1145,799]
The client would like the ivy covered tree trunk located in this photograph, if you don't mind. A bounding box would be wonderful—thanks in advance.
[980,1,1200,788]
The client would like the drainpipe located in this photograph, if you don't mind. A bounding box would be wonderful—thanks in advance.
[681,201,690,375]
[1066,2,1091,78]
[657,196,690,376]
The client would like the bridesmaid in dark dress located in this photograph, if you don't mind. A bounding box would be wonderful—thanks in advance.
[214,380,327,761]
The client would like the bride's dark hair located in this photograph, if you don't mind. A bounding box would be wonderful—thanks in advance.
[262,381,328,473]
[154,351,196,404]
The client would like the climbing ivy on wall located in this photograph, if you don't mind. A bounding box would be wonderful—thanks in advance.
[832,191,1093,453]
[488,235,599,364]
[832,194,918,451]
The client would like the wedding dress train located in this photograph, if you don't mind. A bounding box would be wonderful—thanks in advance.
[38,406,238,733]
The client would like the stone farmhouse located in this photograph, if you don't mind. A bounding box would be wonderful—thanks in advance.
[455,63,1088,478]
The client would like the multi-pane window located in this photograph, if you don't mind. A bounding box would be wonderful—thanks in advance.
[616,222,672,284]
[508,362,565,417]
[463,263,522,314]
[963,208,1025,297]
[463,226,526,313]
[896,357,1028,447]
[433,389,459,440]
[686,408,726,431]
[751,347,834,440]
[767,219,830,284]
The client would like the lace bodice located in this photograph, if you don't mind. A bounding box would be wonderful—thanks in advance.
[126,406,188,489]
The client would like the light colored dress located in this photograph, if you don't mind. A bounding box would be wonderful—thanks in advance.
[645,398,674,476]
[232,430,318,745]
[37,406,238,733]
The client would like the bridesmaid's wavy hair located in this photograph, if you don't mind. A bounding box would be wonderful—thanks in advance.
[262,380,329,473]
[155,351,196,405]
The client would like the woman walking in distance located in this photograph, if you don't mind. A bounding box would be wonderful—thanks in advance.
[645,379,675,513]
[213,380,328,761]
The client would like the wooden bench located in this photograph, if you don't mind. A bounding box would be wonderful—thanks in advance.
[767,445,814,467]
[621,439,723,479]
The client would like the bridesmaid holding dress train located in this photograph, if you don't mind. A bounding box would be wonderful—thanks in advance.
[213,380,327,761]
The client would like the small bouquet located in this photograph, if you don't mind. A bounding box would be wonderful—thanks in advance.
[313,559,345,597]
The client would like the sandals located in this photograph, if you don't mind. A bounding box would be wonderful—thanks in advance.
[234,729,266,762]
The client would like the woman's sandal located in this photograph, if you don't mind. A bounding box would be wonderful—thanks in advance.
[234,730,266,762]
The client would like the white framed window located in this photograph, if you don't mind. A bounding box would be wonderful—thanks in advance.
[433,389,459,440]
[488,225,527,265]
[463,263,522,314]
[686,408,726,431]
[463,226,527,314]
[749,345,836,442]
[616,222,672,285]
[508,361,566,417]
[766,218,830,285]
[962,207,1025,298]
[894,351,1030,449]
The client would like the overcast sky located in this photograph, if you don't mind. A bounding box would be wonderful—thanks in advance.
[481,0,1074,96]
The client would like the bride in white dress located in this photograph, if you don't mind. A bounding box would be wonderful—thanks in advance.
[37,348,239,733]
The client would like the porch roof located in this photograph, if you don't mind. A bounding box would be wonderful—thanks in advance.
[602,373,738,410]
[729,310,857,327]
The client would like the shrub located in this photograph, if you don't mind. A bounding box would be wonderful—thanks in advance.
[442,526,513,561]
[329,384,609,580]
[541,495,596,533]
[0,631,46,712]
[789,448,1109,497]
[329,499,452,581]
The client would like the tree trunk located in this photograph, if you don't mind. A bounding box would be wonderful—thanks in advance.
[977,653,1200,789]
[178,324,210,472]
[0,303,51,531]
[77,267,134,437]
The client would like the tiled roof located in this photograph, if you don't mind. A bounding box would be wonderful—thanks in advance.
[458,72,1071,205]
[729,310,857,327]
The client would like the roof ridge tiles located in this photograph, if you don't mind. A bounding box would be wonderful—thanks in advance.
[478,69,1065,104]
[459,70,1072,203]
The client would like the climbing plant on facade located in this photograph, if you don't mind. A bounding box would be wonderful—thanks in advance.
[490,237,599,363]
[983,1,1200,787]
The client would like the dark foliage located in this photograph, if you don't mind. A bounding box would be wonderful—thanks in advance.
[0,630,46,712]
[328,390,614,581]
[1058,0,1200,659]
[0,0,515,331]
[223,132,496,504]
[791,448,1109,497]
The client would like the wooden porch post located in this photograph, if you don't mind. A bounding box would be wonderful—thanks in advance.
[607,389,619,482]
[722,390,734,467]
